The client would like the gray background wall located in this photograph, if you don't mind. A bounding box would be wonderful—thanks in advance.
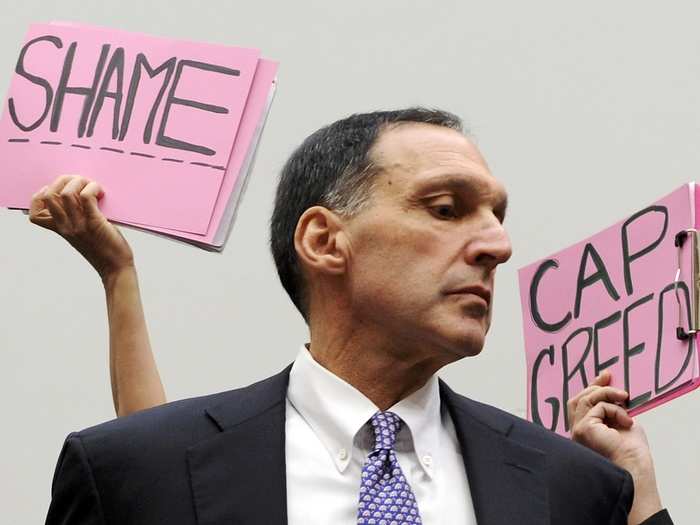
[1,1,698,523]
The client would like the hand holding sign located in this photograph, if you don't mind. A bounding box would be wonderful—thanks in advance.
[29,175,134,280]
[569,371,664,525]
[568,371,635,458]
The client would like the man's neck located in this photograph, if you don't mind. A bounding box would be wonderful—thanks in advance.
[306,332,450,411]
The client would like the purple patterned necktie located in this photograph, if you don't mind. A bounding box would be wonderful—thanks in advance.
[357,411,423,524]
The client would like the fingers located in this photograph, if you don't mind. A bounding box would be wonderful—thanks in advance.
[591,369,611,387]
[59,177,90,227]
[28,175,105,235]
[42,189,69,231]
[570,371,612,404]
[572,386,629,430]
[594,402,634,428]
[29,185,52,229]
[571,401,634,445]
[46,175,73,198]
[568,372,634,455]
[567,371,611,411]
[566,371,626,429]
[79,181,105,219]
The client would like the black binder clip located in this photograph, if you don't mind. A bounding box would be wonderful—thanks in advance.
[677,327,692,340]
[674,228,698,340]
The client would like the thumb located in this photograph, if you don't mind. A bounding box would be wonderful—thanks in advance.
[592,370,612,387]
[28,186,55,229]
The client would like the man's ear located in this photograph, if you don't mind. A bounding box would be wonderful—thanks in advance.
[294,206,348,276]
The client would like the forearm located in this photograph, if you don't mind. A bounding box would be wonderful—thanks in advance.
[626,457,663,525]
[103,265,166,417]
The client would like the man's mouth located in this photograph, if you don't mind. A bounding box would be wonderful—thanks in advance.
[445,285,492,306]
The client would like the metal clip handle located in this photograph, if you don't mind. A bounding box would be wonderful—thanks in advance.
[674,229,698,340]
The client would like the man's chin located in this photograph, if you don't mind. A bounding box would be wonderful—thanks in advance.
[455,339,485,358]
[420,314,489,360]
[452,316,489,354]
[439,329,486,359]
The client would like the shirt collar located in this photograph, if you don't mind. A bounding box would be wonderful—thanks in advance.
[287,345,440,479]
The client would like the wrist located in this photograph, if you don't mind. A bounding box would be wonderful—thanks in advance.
[101,263,137,291]
[623,459,663,525]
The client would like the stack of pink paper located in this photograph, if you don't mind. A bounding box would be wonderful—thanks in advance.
[0,22,278,250]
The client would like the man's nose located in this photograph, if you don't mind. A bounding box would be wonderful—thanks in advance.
[467,220,513,268]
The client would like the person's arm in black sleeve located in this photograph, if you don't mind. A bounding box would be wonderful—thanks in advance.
[45,433,106,525]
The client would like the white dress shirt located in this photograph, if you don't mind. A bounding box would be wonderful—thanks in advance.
[286,345,477,524]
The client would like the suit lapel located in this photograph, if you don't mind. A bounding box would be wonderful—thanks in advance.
[187,365,292,525]
[185,364,549,525]
[440,380,550,525]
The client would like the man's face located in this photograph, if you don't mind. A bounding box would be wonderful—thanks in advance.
[342,123,511,362]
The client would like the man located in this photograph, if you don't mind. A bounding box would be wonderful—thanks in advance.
[40,108,672,524]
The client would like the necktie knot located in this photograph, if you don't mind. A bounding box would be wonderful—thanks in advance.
[369,411,401,451]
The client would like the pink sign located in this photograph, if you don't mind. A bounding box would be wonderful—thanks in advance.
[518,184,700,436]
[124,58,279,246]
[0,23,261,233]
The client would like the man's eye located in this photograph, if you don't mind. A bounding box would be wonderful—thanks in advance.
[431,204,457,219]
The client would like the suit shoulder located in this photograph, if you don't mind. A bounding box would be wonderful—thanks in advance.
[448,392,628,479]
[75,365,291,450]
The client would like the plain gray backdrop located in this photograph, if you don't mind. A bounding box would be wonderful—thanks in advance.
[1,1,698,523]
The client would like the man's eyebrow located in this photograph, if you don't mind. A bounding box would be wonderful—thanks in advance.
[414,174,509,217]
[415,174,487,193]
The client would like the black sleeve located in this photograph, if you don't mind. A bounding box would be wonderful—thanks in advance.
[45,433,106,525]
[608,469,635,525]
[637,509,673,525]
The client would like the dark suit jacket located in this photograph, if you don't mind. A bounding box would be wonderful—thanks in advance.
[45,364,671,525]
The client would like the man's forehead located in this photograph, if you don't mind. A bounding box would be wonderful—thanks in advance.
[369,122,502,195]
[371,122,490,177]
